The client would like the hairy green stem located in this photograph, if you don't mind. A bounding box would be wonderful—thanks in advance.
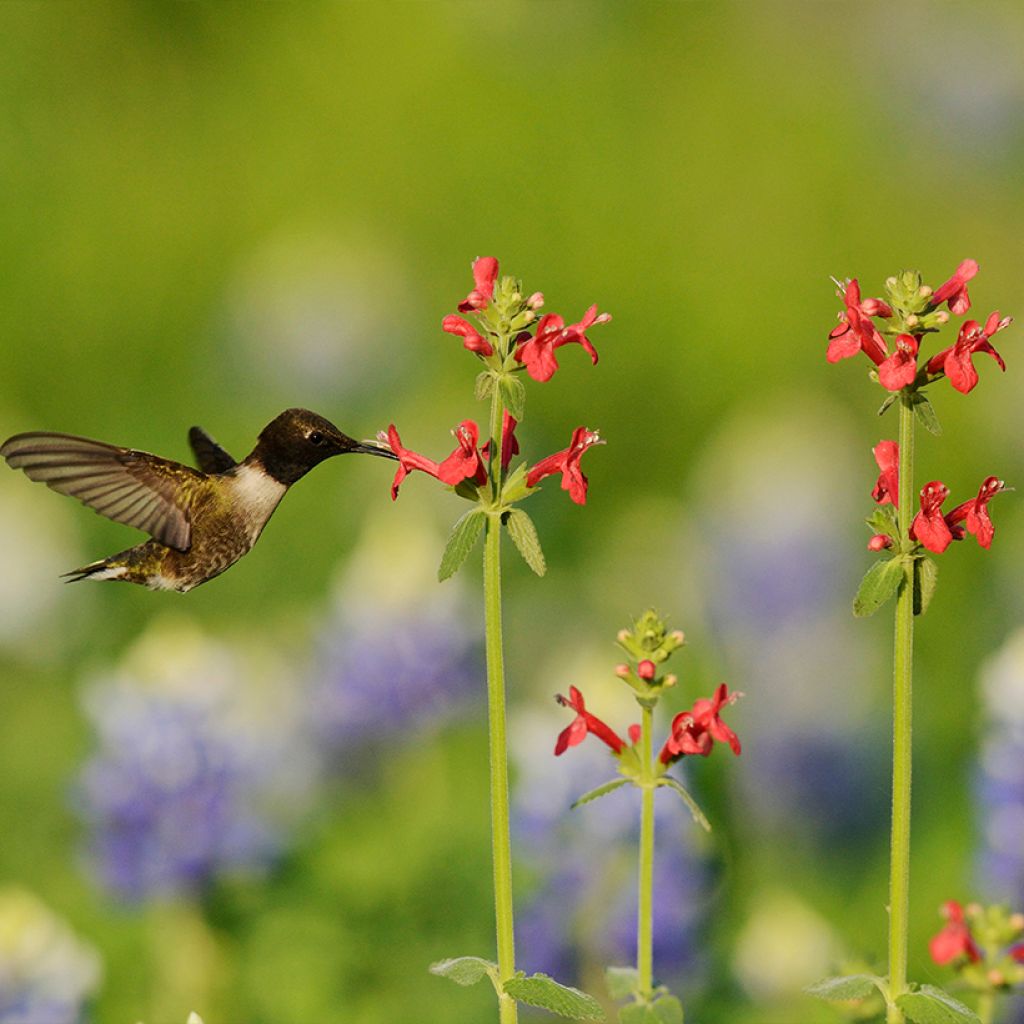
[637,704,655,1000]
[976,991,995,1024]
[887,392,916,1021]
[484,379,517,1024]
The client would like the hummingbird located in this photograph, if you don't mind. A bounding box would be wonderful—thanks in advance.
[0,408,396,592]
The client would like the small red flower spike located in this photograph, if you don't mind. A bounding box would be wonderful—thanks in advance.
[929,901,981,965]
[457,256,499,313]
[526,427,604,505]
[436,420,488,487]
[554,686,626,755]
[827,279,889,366]
[944,476,1007,549]
[931,259,979,316]
[660,683,742,763]
[442,314,495,357]
[911,481,953,554]
[481,411,519,473]
[515,306,610,383]
[872,441,900,507]
[926,312,1011,394]
[878,333,920,391]
[386,424,443,500]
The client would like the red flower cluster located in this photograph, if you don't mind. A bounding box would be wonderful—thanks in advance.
[827,261,1012,395]
[385,416,602,505]
[553,683,742,761]
[929,901,981,965]
[441,256,611,383]
[868,441,1006,554]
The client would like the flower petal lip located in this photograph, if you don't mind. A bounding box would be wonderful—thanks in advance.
[659,683,742,762]
[457,256,499,312]
[929,900,981,965]
[931,259,979,315]
[877,334,919,392]
[553,686,626,755]
[926,313,1009,394]
[442,314,494,357]
[515,306,610,382]
[872,440,900,506]
[944,476,1007,549]
[910,480,953,554]
[436,420,488,487]
[526,426,604,505]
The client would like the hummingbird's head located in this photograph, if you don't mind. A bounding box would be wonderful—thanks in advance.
[253,408,396,485]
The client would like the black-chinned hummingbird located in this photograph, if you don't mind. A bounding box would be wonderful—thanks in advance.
[0,408,396,592]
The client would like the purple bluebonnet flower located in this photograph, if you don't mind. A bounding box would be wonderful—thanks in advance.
[75,620,318,903]
[0,888,101,1024]
[512,693,709,993]
[306,524,481,757]
[975,630,1024,906]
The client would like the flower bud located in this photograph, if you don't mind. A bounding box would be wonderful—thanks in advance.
[526,291,544,309]
[935,310,949,324]
[986,968,1006,987]
[637,660,656,681]
[868,534,893,551]
[1010,913,1024,933]
[614,663,630,679]
[919,285,933,299]
[663,673,677,688]
[905,314,919,328]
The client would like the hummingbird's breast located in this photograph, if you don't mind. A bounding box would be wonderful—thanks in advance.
[220,463,288,546]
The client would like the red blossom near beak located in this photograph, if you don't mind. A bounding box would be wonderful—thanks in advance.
[944,476,1007,549]
[526,427,604,505]
[827,279,889,366]
[910,481,953,553]
[872,441,900,507]
[386,424,443,500]
[659,683,742,763]
[925,312,1011,395]
[515,305,610,383]
[481,411,520,474]
[457,256,499,313]
[553,686,626,756]
[929,901,981,965]
[931,259,979,316]
[878,334,920,391]
[442,314,495,357]
[436,420,489,487]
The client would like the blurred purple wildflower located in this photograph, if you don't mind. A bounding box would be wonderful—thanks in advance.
[0,888,101,1024]
[75,621,318,903]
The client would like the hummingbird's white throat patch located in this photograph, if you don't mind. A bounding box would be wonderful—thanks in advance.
[228,463,288,543]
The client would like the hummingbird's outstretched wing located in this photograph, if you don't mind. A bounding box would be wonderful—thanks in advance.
[188,426,237,474]
[0,432,197,551]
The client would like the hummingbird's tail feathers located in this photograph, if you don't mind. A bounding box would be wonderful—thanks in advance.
[61,558,129,584]
[61,541,174,589]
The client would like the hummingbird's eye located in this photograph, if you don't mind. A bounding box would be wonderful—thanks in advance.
[308,431,325,446]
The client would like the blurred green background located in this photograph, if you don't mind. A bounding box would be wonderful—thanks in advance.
[2,3,1024,1022]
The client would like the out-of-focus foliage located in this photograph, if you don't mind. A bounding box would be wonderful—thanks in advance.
[2,3,1024,1022]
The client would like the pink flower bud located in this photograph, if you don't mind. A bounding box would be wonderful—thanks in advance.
[637,660,656,681]
[614,663,630,679]
[868,534,893,551]
[526,291,544,309]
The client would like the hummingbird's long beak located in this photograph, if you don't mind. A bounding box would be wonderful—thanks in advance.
[348,439,398,460]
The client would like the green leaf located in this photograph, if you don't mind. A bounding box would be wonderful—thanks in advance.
[505,508,546,576]
[475,371,495,401]
[911,392,942,436]
[913,556,938,617]
[651,996,683,1024]
[572,778,629,809]
[605,966,640,1000]
[866,506,898,537]
[658,776,711,832]
[429,955,497,987]
[805,974,885,1001]
[619,1006,654,1024]
[498,374,526,421]
[877,393,898,417]
[896,985,980,1024]
[853,557,905,618]
[438,509,486,581]
[504,972,605,1020]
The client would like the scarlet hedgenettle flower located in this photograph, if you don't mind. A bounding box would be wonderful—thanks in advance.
[931,259,979,316]
[515,305,610,383]
[872,441,900,506]
[553,686,626,756]
[925,312,1011,395]
[442,314,494,357]
[457,256,499,312]
[878,334,919,391]
[910,481,953,554]
[481,411,519,474]
[827,279,889,366]
[385,421,488,500]
[944,476,1007,549]
[526,427,604,505]
[1011,944,1024,963]
[929,901,981,965]
[659,683,742,763]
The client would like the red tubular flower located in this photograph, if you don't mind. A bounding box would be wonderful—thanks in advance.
[436,420,488,487]
[442,314,494,357]
[944,476,1006,549]
[878,334,920,391]
[931,259,979,315]
[926,312,1011,395]
[515,305,610,383]
[481,411,519,473]
[910,481,953,553]
[660,683,742,763]
[386,424,442,500]
[554,686,626,756]
[1011,944,1024,963]
[526,427,604,505]
[929,901,981,965]
[827,279,889,366]
[457,256,499,312]
[872,441,900,506]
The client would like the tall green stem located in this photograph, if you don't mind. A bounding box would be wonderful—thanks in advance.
[484,379,517,1024]
[887,393,916,1021]
[976,992,995,1024]
[637,703,655,1000]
